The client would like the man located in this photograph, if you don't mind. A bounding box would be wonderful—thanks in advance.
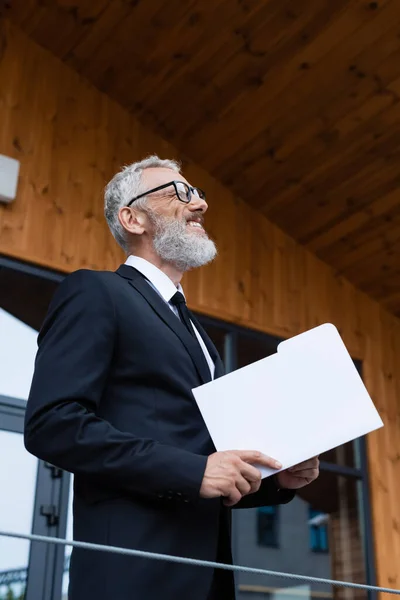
[24,156,319,600]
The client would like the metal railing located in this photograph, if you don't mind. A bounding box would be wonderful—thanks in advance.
[1,529,400,596]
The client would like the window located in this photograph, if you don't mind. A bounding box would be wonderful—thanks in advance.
[257,506,279,547]
[197,318,376,600]
[309,508,329,553]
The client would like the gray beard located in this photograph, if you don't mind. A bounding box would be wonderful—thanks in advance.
[145,210,217,272]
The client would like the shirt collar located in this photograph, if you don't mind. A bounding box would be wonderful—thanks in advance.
[125,255,185,303]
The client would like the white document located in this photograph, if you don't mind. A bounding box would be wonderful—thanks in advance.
[192,323,383,477]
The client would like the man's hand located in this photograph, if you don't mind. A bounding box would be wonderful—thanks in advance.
[200,450,282,507]
[277,457,319,490]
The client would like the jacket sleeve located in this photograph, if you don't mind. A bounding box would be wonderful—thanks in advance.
[24,270,207,503]
[233,476,295,509]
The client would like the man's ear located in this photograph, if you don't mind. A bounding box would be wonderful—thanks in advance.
[119,206,146,236]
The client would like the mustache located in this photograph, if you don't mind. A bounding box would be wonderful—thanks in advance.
[144,207,205,230]
[185,215,204,226]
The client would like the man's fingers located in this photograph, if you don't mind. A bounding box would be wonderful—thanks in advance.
[238,461,263,483]
[222,472,260,507]
[235,477,252,496]
[287,468,319,479]
[233,450,282,470]
[289,457,319,471]
[223,487,242,507]
[237,465,262,495]
[249,478,262,494]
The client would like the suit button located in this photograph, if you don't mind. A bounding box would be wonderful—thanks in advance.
[157,493,165,499]
[166,490,174,500]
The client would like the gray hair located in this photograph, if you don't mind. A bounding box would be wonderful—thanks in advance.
[104,154,181,252]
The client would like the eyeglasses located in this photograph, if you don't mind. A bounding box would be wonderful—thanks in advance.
[126,180,206,207]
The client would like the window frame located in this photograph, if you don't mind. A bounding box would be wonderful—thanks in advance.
[308,508,329,554]
[257,505,280,549]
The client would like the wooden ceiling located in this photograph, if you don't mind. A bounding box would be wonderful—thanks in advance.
[5,0,400,316]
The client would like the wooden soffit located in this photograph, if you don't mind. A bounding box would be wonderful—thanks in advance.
[5,0,400,316]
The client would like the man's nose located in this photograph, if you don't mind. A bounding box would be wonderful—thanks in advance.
[190,195,208,213]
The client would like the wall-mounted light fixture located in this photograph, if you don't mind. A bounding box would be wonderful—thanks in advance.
[0,154,20,204]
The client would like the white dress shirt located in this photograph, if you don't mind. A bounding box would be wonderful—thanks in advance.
[125,255,215,379]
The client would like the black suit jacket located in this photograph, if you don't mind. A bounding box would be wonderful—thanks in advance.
[24,265,294,600]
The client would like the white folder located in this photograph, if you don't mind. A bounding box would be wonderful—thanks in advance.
[192,323,383,477]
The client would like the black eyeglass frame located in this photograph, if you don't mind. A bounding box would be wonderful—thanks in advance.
[126,180,206,207]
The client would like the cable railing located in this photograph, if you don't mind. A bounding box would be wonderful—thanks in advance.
[1,529,400,597]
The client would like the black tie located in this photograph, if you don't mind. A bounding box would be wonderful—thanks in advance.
[170,291,197,338]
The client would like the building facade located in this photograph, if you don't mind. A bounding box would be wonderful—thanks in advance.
[1,16,400,600]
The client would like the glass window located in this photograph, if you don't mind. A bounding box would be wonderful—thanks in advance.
[0,263,59,401]
[309,508,329,553]
[0,430,38,600]
[320,378,362,467]
[234,471,367,600]
[237,332,278,368]
[0,263,59,331]
[320,441,358,468]
[257,506,279,548]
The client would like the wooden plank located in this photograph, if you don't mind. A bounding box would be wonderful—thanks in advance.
[152,0,345,131]
[184,0,395,162]
[222,23,400,211]
[372,275,400,312]
[26,0,111,58]
[337,219,400,274]
[169,0,354,143]
[306,187,400,253]
[64,0,138,67]
[191,175,239,317]
[378,312,400,587]
[111,0,280,118]
[224,31,400,205]
[358,304,391,591]
[341,239,400,287]
[246,99,400,229]
[101,0,205,110]
[258,107,400,241]
[0,19,51,258]
[249,212,275,330]
[81,0,197,89]
[382,289,400,316]
[318,203,400,268]
[364,268,400,300]
[264,162,400,244]
[6,0,42,27]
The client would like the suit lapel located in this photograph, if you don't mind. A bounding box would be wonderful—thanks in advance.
[189,313,225,379]
[116,265,212,385]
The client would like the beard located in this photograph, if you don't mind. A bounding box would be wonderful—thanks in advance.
[144,209,217,272]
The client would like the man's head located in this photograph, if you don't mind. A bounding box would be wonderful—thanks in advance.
[104,155,217,274]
